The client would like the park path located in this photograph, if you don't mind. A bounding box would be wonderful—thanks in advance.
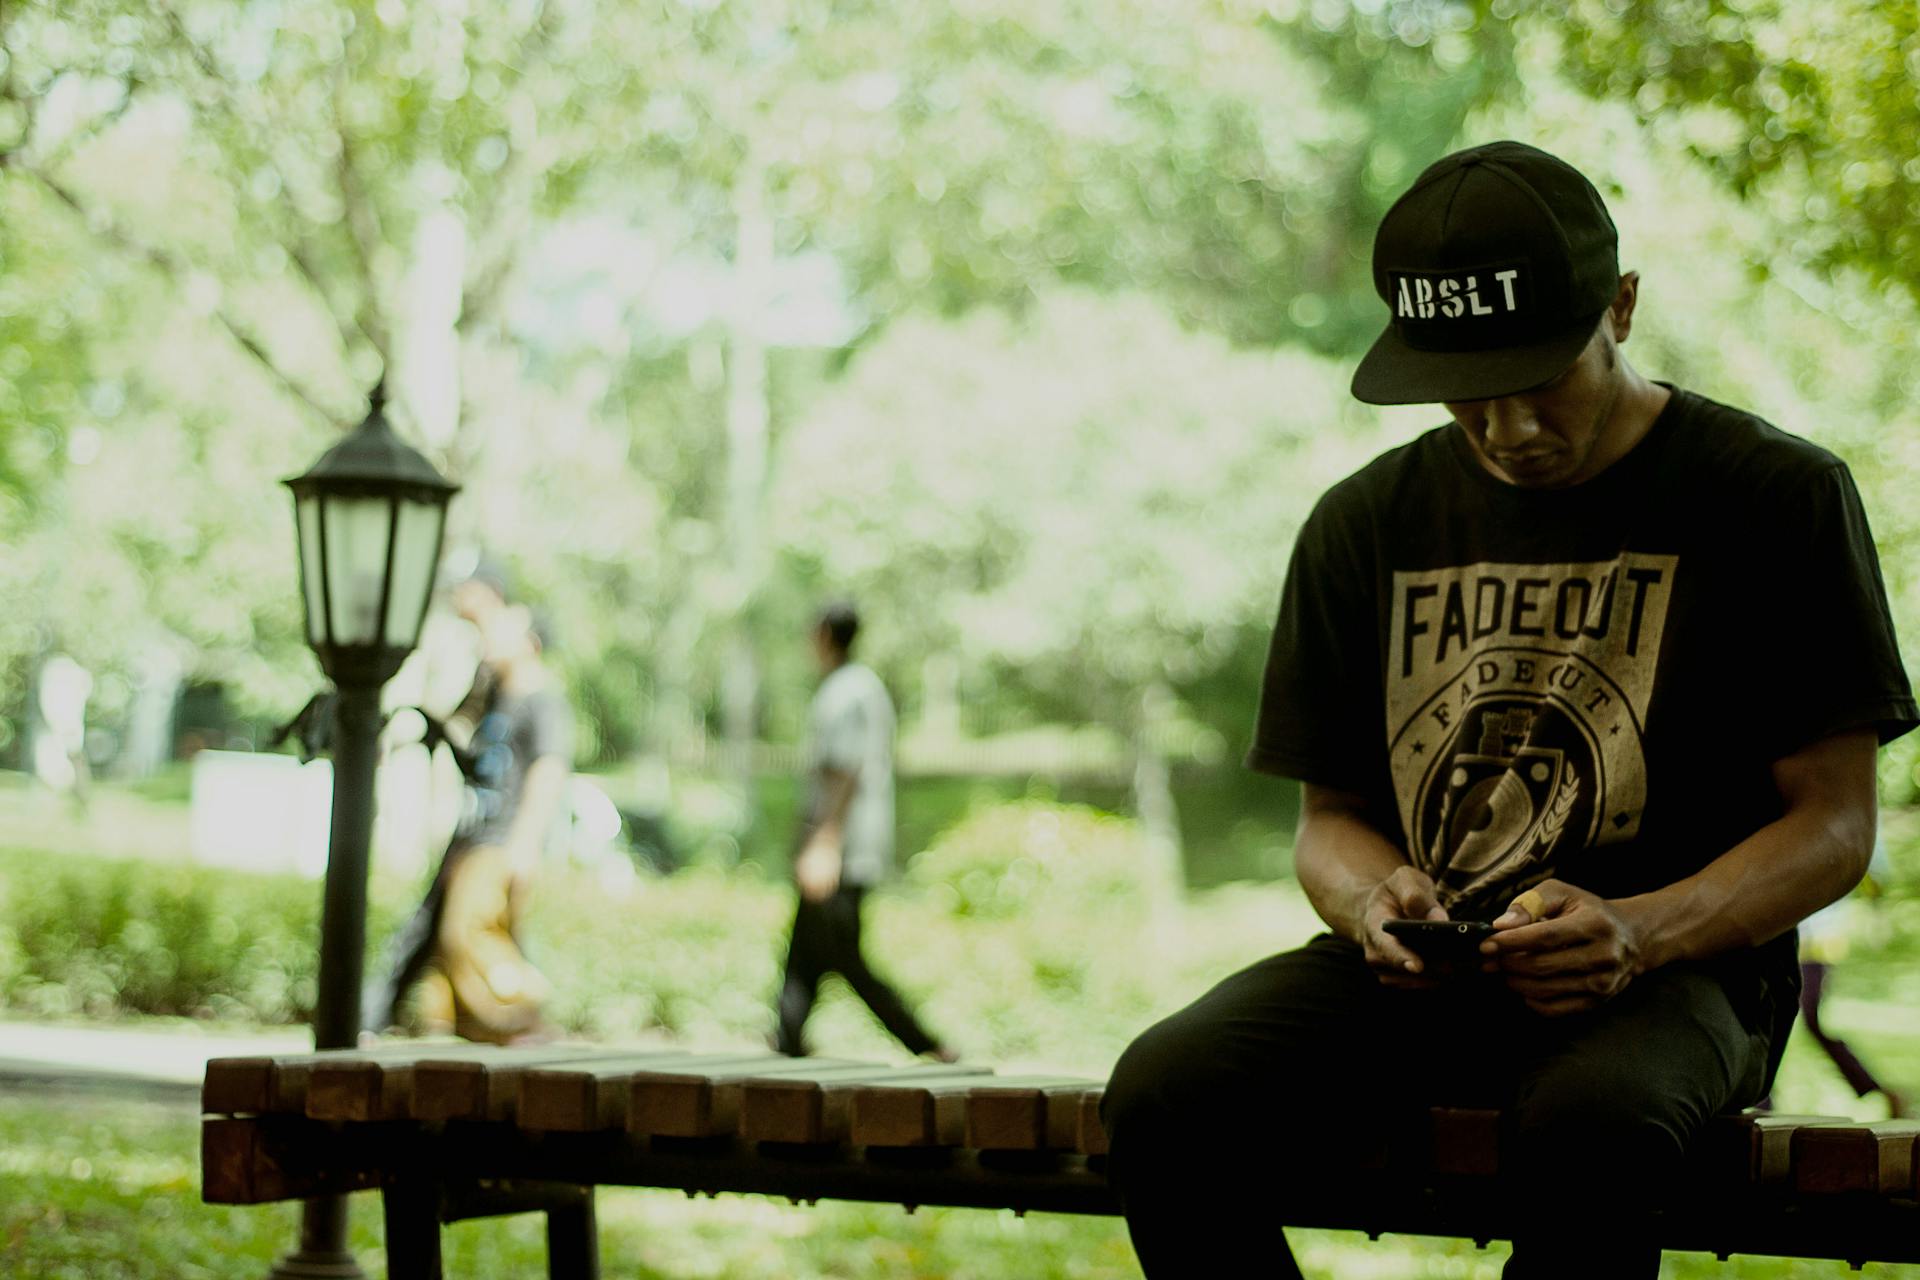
[0,1017,310,1101]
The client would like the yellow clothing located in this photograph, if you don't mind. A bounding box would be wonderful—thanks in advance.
[415,844,549,1043]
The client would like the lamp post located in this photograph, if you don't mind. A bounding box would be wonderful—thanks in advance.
[272,384,457,1279]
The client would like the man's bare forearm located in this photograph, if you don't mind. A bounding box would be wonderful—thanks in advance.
[1296,786,1415,943]
[1618,731,1877,970]
[504,756,569,871]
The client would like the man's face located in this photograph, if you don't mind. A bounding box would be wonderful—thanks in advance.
[480,604,535,666]
[1443,325,1624,490]
[451,579,507,628]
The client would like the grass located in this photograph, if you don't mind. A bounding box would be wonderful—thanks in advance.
[0,1085,1146,1280]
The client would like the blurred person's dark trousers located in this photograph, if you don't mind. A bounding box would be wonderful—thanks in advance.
[1800,959,1890,1097]
[776,885,939,1056]
[1101,934,1784,1279]
[363,842,466,1035]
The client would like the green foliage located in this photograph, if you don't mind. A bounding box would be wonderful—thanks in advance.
[1515,0,1920,307]
[771,290,1384,733]
[0,848,398,1023]
[0,795,1300,1066]
[907,800,1157,920]
[2,0,1918,830]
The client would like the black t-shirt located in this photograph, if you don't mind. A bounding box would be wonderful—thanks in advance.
[1250,388,1916,934]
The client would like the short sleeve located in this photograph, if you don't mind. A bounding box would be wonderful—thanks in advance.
[527,691,574,765]
[814,692,866,775]
[1245,484,1384,790]
[1766,463,1916,754]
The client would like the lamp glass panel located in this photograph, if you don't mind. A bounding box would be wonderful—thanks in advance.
[322,494,396,646]
[382,498,445,650]
[295,495,326,648]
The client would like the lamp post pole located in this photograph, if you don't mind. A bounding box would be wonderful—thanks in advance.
[270,685,380,1279]
[314,685,382,1051]
[271,385,457,1280]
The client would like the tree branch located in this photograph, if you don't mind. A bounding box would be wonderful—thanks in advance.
[33,76,141,171]
[157,4,384,364]
[18,164,346,426]
[331,72,391,358]
[458,0,565,331]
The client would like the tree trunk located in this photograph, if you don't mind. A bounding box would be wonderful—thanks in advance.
[1132,681,1186,935]
[721,155,773,817]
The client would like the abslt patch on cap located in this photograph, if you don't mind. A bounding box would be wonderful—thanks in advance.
[1388,262,1531,323]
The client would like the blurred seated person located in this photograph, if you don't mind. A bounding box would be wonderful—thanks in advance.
[367,602,572,1043]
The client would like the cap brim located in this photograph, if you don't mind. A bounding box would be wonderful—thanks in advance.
[1350,312,1604,405]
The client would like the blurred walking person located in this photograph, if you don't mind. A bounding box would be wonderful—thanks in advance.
[775,602,953,1061]
[32,652,92,812]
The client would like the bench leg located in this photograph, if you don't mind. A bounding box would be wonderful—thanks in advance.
[546,1188,598,1280]
[381,1181,443,1280]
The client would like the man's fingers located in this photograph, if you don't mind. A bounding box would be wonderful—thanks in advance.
[1371,934,1424,974]
[1494,941,1608,977]
[1483,919,1562,952]
[1381,867,1444,921]
[1493,885,1553,928]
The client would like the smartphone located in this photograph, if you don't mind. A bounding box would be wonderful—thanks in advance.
[1382,918,1494,962]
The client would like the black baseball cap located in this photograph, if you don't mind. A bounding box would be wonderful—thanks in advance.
[1351,140,1621,405]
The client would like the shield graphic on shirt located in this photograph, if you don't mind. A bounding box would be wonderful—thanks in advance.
[1418,700,1588,908]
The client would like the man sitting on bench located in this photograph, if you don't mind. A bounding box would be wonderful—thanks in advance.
[1102,141,1917,1279]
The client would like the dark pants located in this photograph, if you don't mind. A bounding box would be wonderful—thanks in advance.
[1102,934,1781,1279]
[1800,960,1887,1097]
[363,843,466,1035]
[775,885,939,1057]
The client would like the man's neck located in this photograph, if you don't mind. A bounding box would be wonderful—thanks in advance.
[496,657,547,696]
[1588,363,1672,478]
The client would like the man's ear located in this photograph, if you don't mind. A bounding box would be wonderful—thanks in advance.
[1608,271,1641,343]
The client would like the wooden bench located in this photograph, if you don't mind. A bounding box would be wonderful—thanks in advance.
[201,1045,1920,1278]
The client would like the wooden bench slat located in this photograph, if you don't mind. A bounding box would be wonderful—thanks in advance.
[518,1053,790,1132]
[629,1057,872,1139]
[205,1044,504,1116]
[967,1080,1105,1152]
[307,1043,562,1122]
[845,1073,1009,1148]
[1702,1112,1853,1185]
[1078,1090,1109,1155]
[740,1062,987,1145]
[1792,1120,1920,1194]
[202,1057,278,1116]
[408,1047,630,1123]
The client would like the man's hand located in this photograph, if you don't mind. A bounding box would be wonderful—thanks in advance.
[1361,866,1450,987]
[1481,879,1646,1015]
[795,835,842,903]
